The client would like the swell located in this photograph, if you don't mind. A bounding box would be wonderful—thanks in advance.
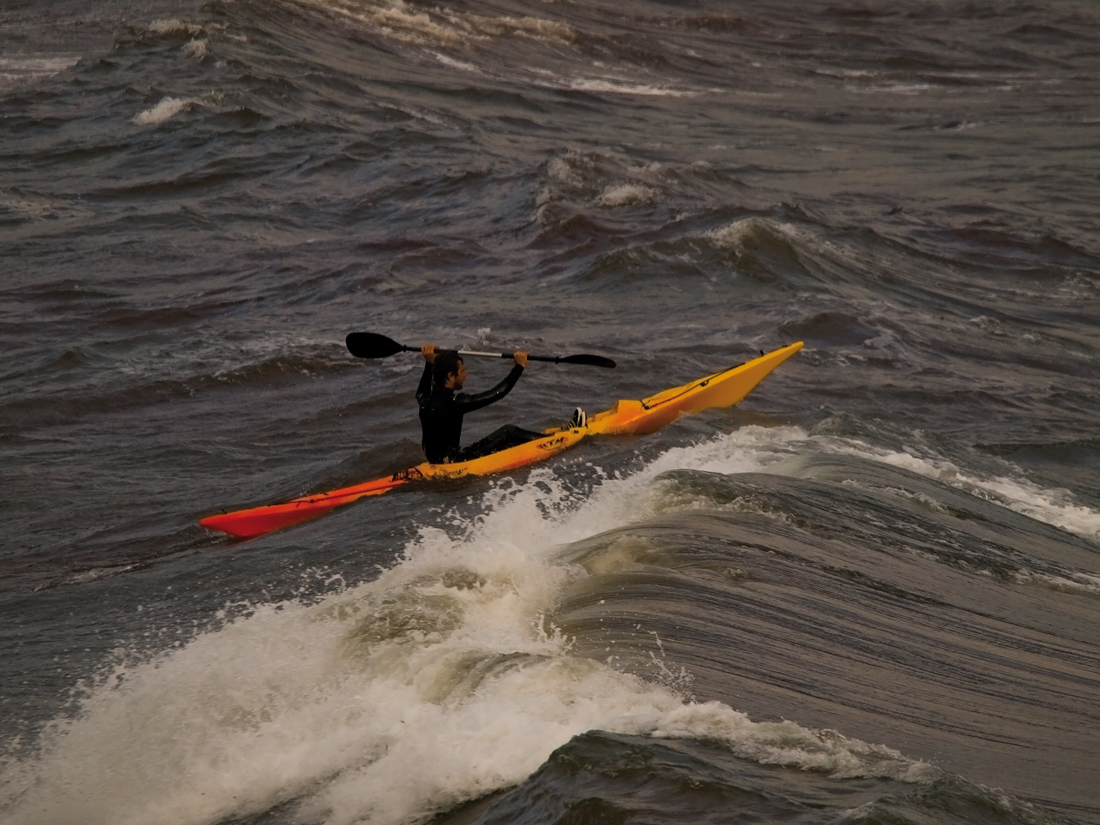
[550,450,1100,815]
[5,430,1098,824]
[432,736,1066,825]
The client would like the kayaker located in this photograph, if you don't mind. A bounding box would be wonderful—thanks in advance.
[416,344,583,464]
[417,344,536,464]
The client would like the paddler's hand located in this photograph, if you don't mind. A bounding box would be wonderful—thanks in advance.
[421,343,438,363]
[513,350,528,368]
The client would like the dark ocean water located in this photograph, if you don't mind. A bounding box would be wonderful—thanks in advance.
[2,1,1099,823]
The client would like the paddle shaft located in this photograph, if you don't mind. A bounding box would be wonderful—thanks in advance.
[457,350,589,365]
[377,345,521,360]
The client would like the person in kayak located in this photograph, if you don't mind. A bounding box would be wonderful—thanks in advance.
[417,344,569,464]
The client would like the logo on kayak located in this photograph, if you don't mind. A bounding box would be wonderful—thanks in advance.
[538,435,569,451]
[392,467,426,482]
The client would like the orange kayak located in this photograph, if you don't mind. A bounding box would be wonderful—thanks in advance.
[199,342,803,538]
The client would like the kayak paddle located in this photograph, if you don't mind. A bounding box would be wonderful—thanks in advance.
[346,332,616,368]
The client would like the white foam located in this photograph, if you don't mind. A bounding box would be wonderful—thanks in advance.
[595,183,658,207]
[442,10,576,46]
[181,39,208,61]
[849,82,934,95]
[972,473,1100,540]
[705,216,812,251]
[651,702,936,782]
[3,427,931,825]
[310,1,575,49]
[0,56,80,89]
[1013,570,1100,597]
[884,453,1100,543]
[132,97,194,126]
[531,69,697,97]
[429,51,481,74]
[644,428,1100,571]
[840,445,1100,541]
[547,155,586,188]
[147,19,205,37]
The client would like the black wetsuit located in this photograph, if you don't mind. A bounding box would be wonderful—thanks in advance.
[416,362,541,463]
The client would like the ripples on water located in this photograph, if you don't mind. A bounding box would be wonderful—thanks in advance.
[2,1,1099,824]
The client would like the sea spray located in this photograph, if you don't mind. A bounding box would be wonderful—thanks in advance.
[3,426,947,825]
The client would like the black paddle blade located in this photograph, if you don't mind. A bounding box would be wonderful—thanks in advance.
[555,354,617,368]
[346,332,410,359]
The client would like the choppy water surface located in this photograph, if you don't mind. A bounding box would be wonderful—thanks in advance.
[2,1,1099,824]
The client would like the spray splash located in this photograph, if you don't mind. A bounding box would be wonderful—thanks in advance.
[4,427,963,825]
